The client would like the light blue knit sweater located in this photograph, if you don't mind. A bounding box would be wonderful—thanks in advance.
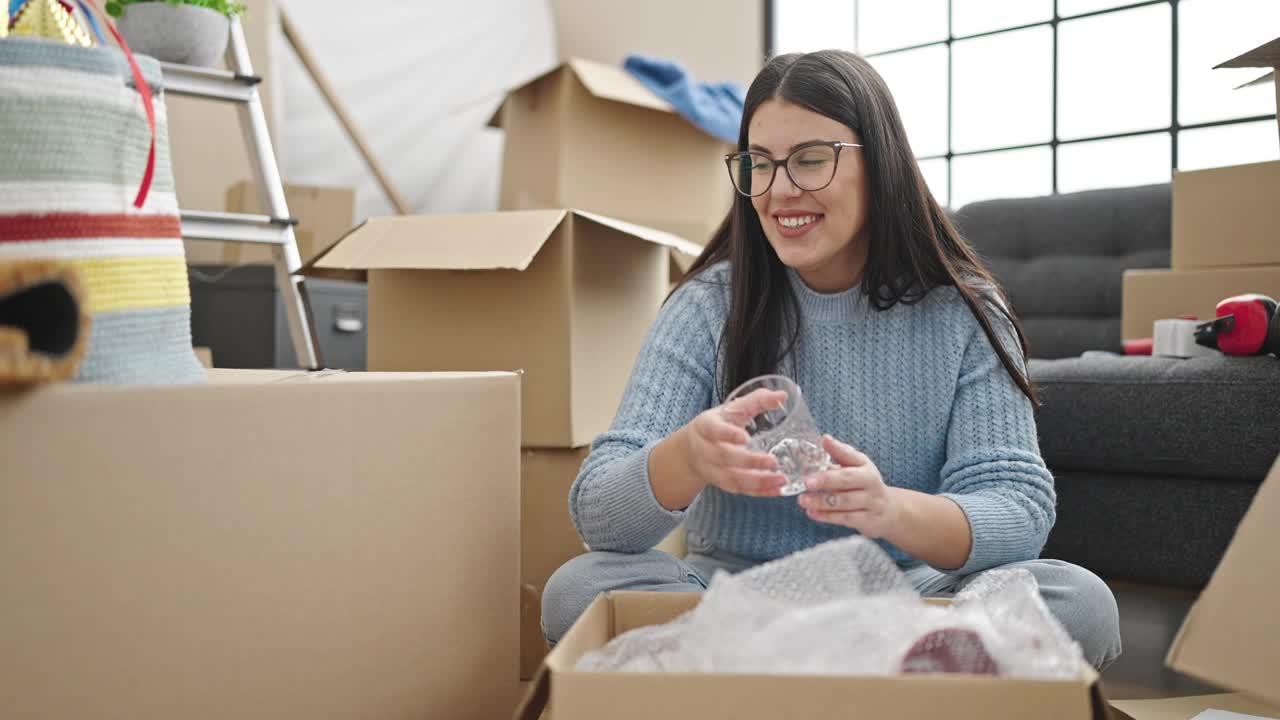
[569,262,1056,575]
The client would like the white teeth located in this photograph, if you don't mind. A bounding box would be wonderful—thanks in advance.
[778,214,818,228]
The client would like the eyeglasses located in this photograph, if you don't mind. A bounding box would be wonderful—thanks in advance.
[724,141,862,197]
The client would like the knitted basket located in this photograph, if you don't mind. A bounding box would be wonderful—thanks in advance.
[0,37,205,383]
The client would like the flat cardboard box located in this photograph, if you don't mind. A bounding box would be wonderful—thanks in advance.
[1120,266,1280,340]
[1172,160,1280,270]
[492,58,729,259]
[311,208,690,447]
[517,592,1111,720]
[0,369,522,720]
[1163,455,1280,708]
[521,446,591,679]
[1215,36,1280,144]
[223,180,358,268]
[1112,693,1280,720]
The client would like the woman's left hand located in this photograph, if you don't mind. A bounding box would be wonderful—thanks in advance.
[798,435,901,540]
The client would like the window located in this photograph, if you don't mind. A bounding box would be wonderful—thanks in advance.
[768,0,1280,207]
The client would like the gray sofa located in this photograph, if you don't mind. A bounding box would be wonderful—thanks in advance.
[952,184,1280,697]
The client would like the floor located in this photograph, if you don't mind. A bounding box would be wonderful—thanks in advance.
[1099,581,1221,700]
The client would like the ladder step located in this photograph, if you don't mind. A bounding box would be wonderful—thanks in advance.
[160,62,262,103]
[181,210,297,245]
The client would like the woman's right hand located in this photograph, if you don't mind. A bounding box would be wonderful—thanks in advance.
[679,388,790,497]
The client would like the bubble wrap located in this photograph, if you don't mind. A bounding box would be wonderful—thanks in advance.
[576,537,1083,678]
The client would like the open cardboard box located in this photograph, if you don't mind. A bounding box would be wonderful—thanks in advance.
[0,368,522,720]
[516,592,1115,720]
[1112,455,1280,720]
[308,208,702,448]
[491,57,731,278]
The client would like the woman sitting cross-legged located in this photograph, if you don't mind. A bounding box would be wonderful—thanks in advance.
[542,49,1121,670]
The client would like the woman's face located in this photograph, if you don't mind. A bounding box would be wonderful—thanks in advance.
[747,99,870,293]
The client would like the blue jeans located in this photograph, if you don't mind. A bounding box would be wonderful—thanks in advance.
[542,547,1122,670]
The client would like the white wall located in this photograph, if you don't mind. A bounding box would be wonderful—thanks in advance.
[276,0,558,221]
[201,0,763,223]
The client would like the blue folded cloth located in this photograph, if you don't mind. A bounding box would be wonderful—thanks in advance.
[623,53,745,144]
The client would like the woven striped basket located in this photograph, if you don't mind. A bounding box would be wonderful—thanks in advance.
[0,37,205,383]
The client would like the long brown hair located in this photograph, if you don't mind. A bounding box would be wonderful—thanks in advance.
[678,50,1037,404]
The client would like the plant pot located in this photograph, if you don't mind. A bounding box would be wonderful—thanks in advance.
[116,2,230,67]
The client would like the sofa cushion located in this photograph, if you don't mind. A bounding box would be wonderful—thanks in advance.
[953,184,1172,358]
[1030,354,1280,481]
[1043,469,1256,588]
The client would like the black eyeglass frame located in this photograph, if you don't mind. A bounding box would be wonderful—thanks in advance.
[724,141,863,197]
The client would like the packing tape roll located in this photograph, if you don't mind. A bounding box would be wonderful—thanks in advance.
[1153,319,1219,358]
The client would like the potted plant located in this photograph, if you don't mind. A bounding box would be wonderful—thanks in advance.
[106,0,246,67]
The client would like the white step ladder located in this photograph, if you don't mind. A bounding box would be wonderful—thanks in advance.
[160,16,322,369]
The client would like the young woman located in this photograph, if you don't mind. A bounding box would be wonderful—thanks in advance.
[542,50,1121,669]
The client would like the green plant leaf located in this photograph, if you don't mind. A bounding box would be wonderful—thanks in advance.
[109,0,247,18]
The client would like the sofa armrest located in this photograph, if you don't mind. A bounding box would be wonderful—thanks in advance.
[1029,354,1280,482]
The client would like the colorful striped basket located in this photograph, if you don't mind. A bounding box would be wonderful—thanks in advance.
[0,37,205,383]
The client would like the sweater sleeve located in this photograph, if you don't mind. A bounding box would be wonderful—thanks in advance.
[568,278,721,553]
[937,294,1056,575]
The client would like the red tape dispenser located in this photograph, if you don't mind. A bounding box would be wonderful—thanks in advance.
[1194,294,1280,357]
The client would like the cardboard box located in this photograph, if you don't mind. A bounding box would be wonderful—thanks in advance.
[516,592,1111,720]
[0,369,522,720]
[521,446,591,679]
[492,57,731,251]
[1172,160,1280,270]
[1215,36,1280,144]
[1165,456,1280,707]
[1120,266,1280,340]
[311,208,689,448]
[223,180,358,267]
[1115,456,1280,719]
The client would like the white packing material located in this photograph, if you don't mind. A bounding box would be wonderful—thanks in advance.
[577,536,1084,678]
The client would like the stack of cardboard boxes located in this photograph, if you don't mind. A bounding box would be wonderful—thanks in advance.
[1121,158,1280,340]
[310,59,736,681]
[1122,38,1280,343]
[309,209,690,679]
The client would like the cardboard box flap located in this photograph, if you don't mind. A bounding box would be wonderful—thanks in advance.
[1236,69,1275,90]
[573,210,704,255]
[1215,36,1280,70]
[488,57,674,129]
[312,210,569,272]
[565,57,674,114]
[1166,455,1280,707]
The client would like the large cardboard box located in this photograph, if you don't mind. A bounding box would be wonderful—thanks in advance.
[492,58,732,250]
[311,208,689,448]
[1172,160,1280,270]
[0,369,522,720]
[1113,455,1280,720]
[516,592,1111,720]
[521,447,591,679]
[224,180,358,267]
[1120,266,1280,340]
